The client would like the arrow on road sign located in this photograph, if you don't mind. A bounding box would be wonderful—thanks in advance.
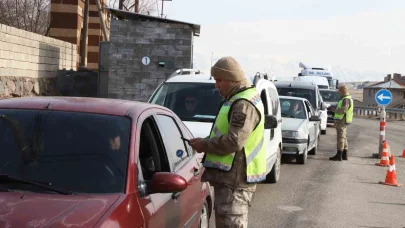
[377,94,391,101]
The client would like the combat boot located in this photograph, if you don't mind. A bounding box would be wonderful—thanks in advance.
[342,149,348,160]
[329,150,342,161]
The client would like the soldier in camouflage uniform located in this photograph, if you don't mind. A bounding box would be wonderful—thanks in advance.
[329,84,354,161]
[190,56,266,228]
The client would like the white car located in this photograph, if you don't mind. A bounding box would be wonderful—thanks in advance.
[279,96,321,164]
[274,81,328,135]
[148,73,283,183]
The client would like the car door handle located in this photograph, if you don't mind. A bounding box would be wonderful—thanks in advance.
[193,168,200,176]
[172,192,181,200]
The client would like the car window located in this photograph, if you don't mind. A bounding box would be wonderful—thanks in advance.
[277,88,316,110]
[304,101,315,118]
[0,109,131,194]
[155,114,190,170]
[280,98,307,119]
[138,116,171,184]
[267,87,280,116]
[150,82,223,123]
[320,90,340,102]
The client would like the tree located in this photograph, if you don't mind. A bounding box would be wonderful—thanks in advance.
[109,0,157,15]
[0,0,51,35]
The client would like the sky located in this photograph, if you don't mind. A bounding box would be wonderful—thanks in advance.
[157,0,405,82]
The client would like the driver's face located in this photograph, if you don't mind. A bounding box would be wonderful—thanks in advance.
[293,103,299,111]
[109,136,121,151]
[185,97,196,111]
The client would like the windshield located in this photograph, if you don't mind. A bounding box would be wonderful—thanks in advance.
[0,109,131,194]
[277,88,316,109]
[320,90,340,102]
[150,82,224,122]
[280,98,307,119]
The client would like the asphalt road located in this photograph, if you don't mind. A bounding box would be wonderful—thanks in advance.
[209,118,405,228]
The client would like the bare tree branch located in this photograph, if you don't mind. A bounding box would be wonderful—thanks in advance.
[0,0,51,35]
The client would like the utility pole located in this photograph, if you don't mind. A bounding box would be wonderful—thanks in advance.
[80,0,89,67]
[135,0,139,12]
[160,0,172,17]
[119,0,124,10]
[160,0,164,17]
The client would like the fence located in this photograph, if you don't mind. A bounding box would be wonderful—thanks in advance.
[56,68,99,97]
[354,106,405,121]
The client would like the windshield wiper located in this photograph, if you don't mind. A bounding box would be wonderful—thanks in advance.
[0,174,73,195]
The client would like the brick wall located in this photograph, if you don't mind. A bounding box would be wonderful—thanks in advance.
[107,19,194,102]
[0,24,77,98]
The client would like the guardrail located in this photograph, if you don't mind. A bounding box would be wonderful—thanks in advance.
[354,105,405,121]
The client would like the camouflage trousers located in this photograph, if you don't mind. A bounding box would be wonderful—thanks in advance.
[212,184,256,228]
[335,121,348,151]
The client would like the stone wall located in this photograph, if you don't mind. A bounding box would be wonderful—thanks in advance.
[0,24,77,98]
[107,19,194,102]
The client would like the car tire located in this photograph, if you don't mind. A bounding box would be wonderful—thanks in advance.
[266,146,281,183]
[199,200,210,228]
[309,135,319,155]
[297,142,308,165]
[321,128,326,135]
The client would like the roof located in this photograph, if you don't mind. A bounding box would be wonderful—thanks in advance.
[164,74,258,84]
[364,80,405,89]
[166,74,215,83]
[319,88,338,92]
[0,97,161,116]
[279,95,307,101]
[106,8,201,36]
[274,81,317,89]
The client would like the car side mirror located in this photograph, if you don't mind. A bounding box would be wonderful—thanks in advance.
[148,172,187,194]
[321,102,327,111]
[264,115,278,129]
[310,115,321,121]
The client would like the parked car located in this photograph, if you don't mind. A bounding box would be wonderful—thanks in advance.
[0,97,213,228]
[274,81,328,135]
[148,73,282,183]
[319,88,340,124]
[279,96,321,164]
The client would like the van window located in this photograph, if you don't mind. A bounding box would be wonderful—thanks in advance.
[150,82,224,123]
[320,90,340,102]
[277,88,317,109]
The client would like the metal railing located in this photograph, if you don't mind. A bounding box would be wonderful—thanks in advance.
[354,105,405,120]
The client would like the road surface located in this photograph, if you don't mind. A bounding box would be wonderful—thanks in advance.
[209,118,405,228]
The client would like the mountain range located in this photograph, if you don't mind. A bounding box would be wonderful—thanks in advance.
[192,53,387,83]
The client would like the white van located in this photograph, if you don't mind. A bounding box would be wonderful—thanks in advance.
[148,73,282,183]
[293,76,329,89]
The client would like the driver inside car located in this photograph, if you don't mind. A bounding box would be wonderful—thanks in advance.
[288,101,306,119]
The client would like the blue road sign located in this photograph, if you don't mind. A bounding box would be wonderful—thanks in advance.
[375,89,392,106]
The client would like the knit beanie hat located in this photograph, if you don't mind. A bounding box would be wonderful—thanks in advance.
[211,56,246,82]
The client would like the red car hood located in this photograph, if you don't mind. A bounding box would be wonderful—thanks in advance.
[0,192,121,227]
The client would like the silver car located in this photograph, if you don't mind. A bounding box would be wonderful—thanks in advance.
[280,96,321,164]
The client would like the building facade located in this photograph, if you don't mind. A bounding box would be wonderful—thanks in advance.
[363,73,405,108]
[102,9,200,102]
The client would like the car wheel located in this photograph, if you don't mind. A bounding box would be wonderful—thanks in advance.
[321,128,326,135]
[309,135,319,155]
[297,142,308,165]
[199,200,209,228]
[266,146,281,183]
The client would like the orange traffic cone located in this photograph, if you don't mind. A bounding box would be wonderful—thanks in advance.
[399,144,405,158]
[375,141,390,167]
[379,155,401,187]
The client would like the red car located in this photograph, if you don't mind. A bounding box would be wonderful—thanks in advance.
[0,97,213,228]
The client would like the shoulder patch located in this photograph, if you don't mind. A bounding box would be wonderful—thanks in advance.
[230,112,247,128]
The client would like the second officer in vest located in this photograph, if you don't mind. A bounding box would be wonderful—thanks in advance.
[329,84,354,161]
[190,56,266,228]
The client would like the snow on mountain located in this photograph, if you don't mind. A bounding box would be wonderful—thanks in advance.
[192,53,386,82]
